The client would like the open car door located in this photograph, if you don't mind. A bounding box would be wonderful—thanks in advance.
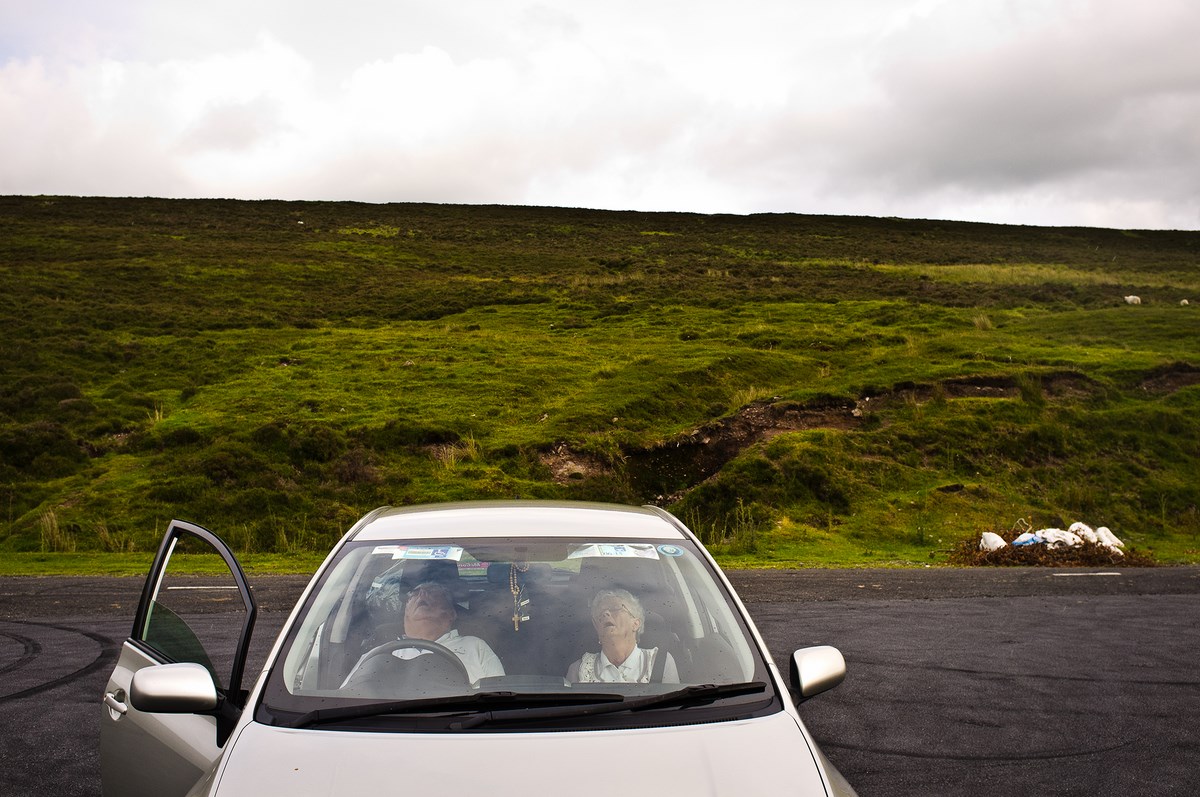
[100,520,257,797]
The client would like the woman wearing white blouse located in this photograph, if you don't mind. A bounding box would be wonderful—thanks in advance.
[567,588,679,683]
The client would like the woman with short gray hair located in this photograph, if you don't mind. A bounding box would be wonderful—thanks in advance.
[566,588,679,683]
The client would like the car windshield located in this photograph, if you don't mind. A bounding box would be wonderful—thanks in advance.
[258,535,776,730]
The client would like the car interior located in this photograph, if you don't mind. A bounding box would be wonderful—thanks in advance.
[287,540,753,697]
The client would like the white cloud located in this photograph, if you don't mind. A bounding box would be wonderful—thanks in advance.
[1,0,1198,228]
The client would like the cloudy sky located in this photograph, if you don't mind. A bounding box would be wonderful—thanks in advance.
[2,0,1198,229]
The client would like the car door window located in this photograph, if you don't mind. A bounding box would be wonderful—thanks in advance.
[135,522,255,694]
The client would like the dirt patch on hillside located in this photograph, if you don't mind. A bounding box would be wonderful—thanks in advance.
[614,398,861,501]
[857,371,1100,410]
[538,366,1184,498]
[1138,362,1200,395]
[682,397,860,448]
[541,443,610,483]
[540,398,860,497]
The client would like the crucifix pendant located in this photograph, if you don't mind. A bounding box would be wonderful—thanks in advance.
[512,594,529,630]
[510,563,531,631]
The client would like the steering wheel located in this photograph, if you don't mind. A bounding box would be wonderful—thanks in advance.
[346,638,470,693]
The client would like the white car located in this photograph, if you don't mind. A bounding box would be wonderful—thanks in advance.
[101,501,855,796]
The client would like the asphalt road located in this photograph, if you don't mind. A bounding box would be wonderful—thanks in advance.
[2,566,1198,797]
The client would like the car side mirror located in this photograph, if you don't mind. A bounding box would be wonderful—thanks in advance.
[789,645,846,699]
[130,662,219,714]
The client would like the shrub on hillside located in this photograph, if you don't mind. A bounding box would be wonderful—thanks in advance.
[0,421,86,473]
[0,376,84,420]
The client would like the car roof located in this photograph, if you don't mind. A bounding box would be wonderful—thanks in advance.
[349,500,687,541]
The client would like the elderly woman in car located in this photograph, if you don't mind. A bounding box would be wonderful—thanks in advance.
[567,588,679,683]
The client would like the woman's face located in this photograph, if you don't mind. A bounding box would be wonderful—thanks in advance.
[591,595,641,645]
[403,583,455,640]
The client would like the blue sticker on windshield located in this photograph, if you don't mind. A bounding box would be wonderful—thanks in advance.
[657,544,684,557]
[373,545,464,561]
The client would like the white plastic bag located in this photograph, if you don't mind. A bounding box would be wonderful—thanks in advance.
[1037,529,1082,548]
[979,532,1007,552]
[1096,526,1125,549]
[1068,522,1099,544]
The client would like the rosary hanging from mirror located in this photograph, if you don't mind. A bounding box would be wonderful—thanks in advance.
[510,562,530,630]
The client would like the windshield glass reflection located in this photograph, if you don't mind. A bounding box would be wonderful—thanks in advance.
[266,537,765,717]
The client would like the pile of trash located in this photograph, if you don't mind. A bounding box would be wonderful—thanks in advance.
[948,520,1152,567]
[979,522,1125,555]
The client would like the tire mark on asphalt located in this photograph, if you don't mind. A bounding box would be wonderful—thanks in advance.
[0,619,120,702]
[817,739,1133,762]
[846,657,1200,688]
[0,630,41,677]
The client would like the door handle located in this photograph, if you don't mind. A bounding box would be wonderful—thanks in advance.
[104,689,128,716]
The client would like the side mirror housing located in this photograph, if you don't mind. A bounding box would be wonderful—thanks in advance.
[789,645,846,699]
[130,662,219,714]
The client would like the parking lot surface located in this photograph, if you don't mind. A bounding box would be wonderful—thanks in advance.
[2,566,1198,796]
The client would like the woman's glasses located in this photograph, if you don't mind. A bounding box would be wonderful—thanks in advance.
[593,603,632,620]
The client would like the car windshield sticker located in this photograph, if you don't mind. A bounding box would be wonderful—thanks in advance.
[657,544,685,557]
[568,543,660,560]
[373,545,464,561]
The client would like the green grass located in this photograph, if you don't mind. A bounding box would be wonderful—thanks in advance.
[871,261,1200,292]
[2,196,1199,571]
[0,552,327,577]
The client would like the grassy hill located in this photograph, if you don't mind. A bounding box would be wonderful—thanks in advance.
[2,195,1198,569]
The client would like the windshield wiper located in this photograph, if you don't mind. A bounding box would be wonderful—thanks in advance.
[454,681,769,730]
[286,690,624,729]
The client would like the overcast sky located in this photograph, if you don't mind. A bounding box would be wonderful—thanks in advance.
[3,0,1198,229]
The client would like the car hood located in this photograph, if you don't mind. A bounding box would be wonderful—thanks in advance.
[207,711,836,797]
